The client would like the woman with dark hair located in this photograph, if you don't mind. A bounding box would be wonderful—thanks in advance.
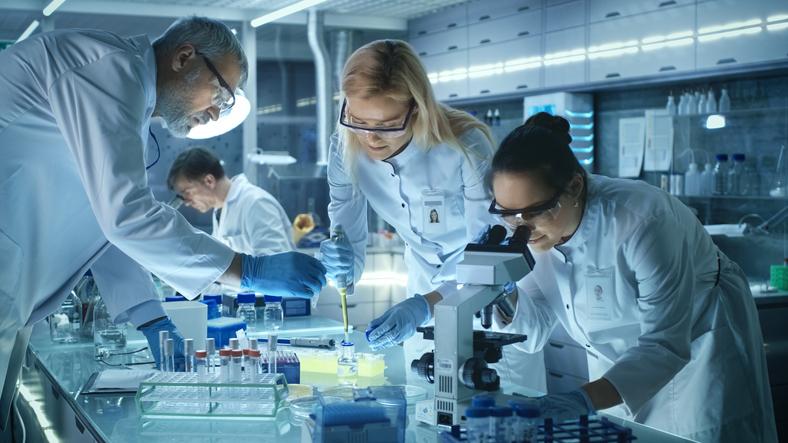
[490,113,776,442]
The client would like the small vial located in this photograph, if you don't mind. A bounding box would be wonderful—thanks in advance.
[465,407,491,443]
[230,349,243,382]
[263,295,284,331]
[229,338,239,350]
[205,338,216,373]
[266,335,278,377]
[509,401,539,443]
[337,341,358,378]
[249,338,258,351]
[242,348,250,381]
[158,330,169,371]
[490,406,512,443]
[184,338,195,373]
[247,349,261,382]
[195,350,208,379]
[219,349,232,382]
[164,338,175,372]
[236,292,257,331]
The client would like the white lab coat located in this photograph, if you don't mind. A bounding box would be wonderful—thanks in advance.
[327,129,546,392]
[502,174,776,442]
[0,30,234,400]
[212,174,295,256]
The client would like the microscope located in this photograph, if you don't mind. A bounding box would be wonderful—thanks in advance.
[411,225,535,427]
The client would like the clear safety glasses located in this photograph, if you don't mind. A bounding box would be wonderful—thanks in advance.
[488,190,563,228]
[196,50,236,113]
[338,99,415,140]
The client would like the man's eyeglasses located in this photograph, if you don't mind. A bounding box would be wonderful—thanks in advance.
[338,99,415,139]
[196,50,236,113]
[488,189,563,227]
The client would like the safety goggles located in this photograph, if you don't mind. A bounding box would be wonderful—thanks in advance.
[196,50,236,113]
[338,99,415,139]
[488,190,563,227]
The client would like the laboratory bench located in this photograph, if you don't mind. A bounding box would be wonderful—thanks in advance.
[12,317,695,443]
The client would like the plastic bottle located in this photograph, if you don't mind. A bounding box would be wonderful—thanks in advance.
[337,340,358,378]
[195,350,208,379]
[687,91,697,115]
[490,407,512,443]
[666,94,677,115]
[712,154,729,195]
[706,89,717,114]
[230,349,243,382]
[184,338,195,373]
[49,291,82,344]
[262,295,284,331]
[219,348,232,382]
[510,402,540,443]
[677,93,687,116]
[236,292,257,331]
[697,92,706,115]
[485,109,493,125]
[719,88,731,113]
[465,407,492,443]
[493,108,501,126]
[684,162,700,196]
[701,162,714,196]
[728,153,745,196]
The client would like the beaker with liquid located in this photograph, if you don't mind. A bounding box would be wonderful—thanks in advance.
[49,291,82,343]
[93,297,127,359]
[337,341,358,378]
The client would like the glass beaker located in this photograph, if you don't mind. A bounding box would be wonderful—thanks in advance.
[49,291,82,344]
[93,297,127,359]
[336,341,358,378]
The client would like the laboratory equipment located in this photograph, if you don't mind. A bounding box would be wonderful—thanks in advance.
[771,145,787,197]
[219,349,231,382]
[195,350,208,379]
[230,349,243,382]
[205,338,216,373]
[697,91,706,115]
[207,317,246,348]
[164,339,175,372]
[159,331,169,371]
[337,341,358,378]
[706,89,717,114]
[772,262,788,291]
[684,161,700,196]
[266,334,278,376]
[260,350,300,383]
[229,337,239,350]
[329,226,354,343]
[184,338,194,373]
[464,407,491,443]
[136,372,288,419]
[49,290,82,344]
[263,295,284,331]
[247,349,261,380]
[719,88,731,112]
[677,93,687,115]
[162,300,208,350]
[236,292,257,331]
[701,162,714,196]
[741,157,760,196]
[413,225,532,427]
[281,297,311,317]
[509,401,539,443]
[311,386,406,443]
[728,153,745,195]
[357,353,386,378]
[665,94,676,115]
[490,407,512,443]
[712,154,728,195]
[92,297,127,359]
[200,298,221,320]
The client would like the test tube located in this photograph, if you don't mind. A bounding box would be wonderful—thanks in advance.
[165,338,175,372]
[219,348,231,382]
[229,338,239,350]
[267,334,278,377]
[230,349,243,382]
[195,350,208,379]
[183,338,195,372]
[249,338,258,351]
[158,330,169,371]
[205,338,216,373]
[248,349,261,381]
[242,348,250,381]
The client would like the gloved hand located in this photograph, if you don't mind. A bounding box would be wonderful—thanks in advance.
[365,294,431,351]
[318,226,354,284]
[139,317,185,371]
[535,389,596,423]
[241,251,327,299]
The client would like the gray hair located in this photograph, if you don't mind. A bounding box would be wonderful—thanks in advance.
[153,16,248,87]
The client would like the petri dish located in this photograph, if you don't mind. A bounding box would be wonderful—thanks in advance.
[286,384,314,400]
[318,385,355,400]
[289,395,344,419]
[403,385,427,403]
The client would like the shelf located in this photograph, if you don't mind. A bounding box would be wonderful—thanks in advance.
[678,195,788,202]
[670,106,788,120]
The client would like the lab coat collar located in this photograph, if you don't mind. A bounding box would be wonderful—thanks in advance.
[128,35,157,115]
[555,174,597,251]
[383,137,420,169]
[225,174,250,206]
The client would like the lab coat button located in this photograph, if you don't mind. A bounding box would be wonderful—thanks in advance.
[565,304,570,310]
[401,203,406,208]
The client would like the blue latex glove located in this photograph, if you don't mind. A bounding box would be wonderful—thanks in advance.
[536,389,596,423]
[139,317,185,371]
[241,252,326,299]
[365,294,431,351]
[318,228,354,283]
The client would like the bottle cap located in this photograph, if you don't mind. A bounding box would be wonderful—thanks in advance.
[264,295,283,303]
[219,349,232,357]
[237,292,256,304]
[243,348,250,356]
[471,394,495,408]
[231,349,243,357]
[195,350,208,358]
[465,407,491,418]
[202,294,222,304]
[490,406,512,417]
[249,349,261,357]
[733,153,746,162]
[715,154,729,161]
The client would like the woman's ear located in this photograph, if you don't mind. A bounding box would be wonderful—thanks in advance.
[568,174,585,200]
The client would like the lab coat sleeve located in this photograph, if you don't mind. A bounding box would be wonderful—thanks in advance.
[506,273,558,353]
[89,245,166,326]
[48,52,235,299]
[326,133,368,283]
[602,214,694,415]
[244,199,295,255]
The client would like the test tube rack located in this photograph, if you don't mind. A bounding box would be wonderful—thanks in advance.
[136,372,288,419]
[440,415,636,443]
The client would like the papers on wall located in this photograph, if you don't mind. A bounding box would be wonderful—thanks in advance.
[644,109,674,171]
[618,117,645,178]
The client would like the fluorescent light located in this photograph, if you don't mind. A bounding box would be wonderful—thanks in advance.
[543,47,586,60]
[704,114,726,129]
[767,22,788,31]
[587,46,638,60]
[571,145,595,154]
[257,103,282,115]
[698,26,762,42]
[251,0,327,28]
[468,62,503,78]
[43,0,66,16]
[767,14,788,23]
[698,18,761,35]
[246,151,297,165]
[437,67,467,82]
[587,40,638,53]
[580,158,594,166]
[641,30,693,44]
[641,37,694,52]
[565,110,593,118]
[16,20,40,42]
[187,89,251,139]
[543,54,586,66]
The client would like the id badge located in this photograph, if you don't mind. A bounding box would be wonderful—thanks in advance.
[422,189,446,235]
[585,267,615,321]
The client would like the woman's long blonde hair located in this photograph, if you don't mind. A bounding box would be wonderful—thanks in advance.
[338,39,494,174]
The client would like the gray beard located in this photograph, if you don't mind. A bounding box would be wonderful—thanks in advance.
[155,67,203,138]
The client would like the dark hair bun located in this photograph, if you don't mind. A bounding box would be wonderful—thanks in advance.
[524,112,572,145]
